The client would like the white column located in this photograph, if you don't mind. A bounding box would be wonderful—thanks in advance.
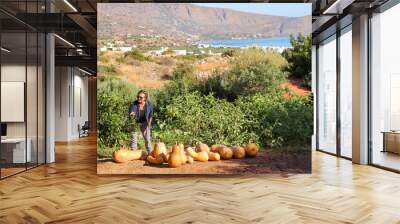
[352,14,369,164]
[312,45,317,151]
[46,33,55,163]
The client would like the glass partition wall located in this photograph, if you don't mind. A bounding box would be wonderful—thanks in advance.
[317,35,337,155]
[339,26,352,159]
[370,3,400,171]
[0,3,46,179]
[316,1,400,172]
[316,25,353,159]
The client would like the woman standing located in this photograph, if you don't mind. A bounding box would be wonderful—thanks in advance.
[128,90,153,152]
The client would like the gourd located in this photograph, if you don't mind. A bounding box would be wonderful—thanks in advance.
[232,146,246,159]
[211,144,225,153]
[140,150,149,160]
[208,152,220,161]
[179,143,187,164]
[113,147,143,163]
[218,147,233,160]
[147,154,165,165]
[186,147,211,162]
[151,142,167,158]
[168,144,183,168]
[187,155,194,164]
[196,143,210,153]
[162,152,170,163]
[245,143,259,157]
[196,151,209,162]
[186,147,198,159]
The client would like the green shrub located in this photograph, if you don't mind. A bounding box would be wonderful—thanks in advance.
[124,49,146,61]
[154,92,258,146]
[222,49,237,57]
[198,61,286,101]
[232,48,287,69]
[98,64,118,76]
[97,77,139,149]
[155,63,198,107]
[175,54,208,61]
[282,34,312,88]
[237,93,313,148]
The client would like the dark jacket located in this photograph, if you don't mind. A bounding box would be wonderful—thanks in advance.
[128,100,153,124]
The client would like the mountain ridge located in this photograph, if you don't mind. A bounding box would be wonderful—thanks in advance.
[98,3,311,41]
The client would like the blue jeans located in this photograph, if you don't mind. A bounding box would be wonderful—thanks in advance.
[130,122,152,152]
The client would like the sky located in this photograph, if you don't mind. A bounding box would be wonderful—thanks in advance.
[193,3,311,17]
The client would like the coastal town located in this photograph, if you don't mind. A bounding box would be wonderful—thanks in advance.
[99,41,291,55]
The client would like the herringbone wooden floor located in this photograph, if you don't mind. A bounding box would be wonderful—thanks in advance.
[1,136,400,224]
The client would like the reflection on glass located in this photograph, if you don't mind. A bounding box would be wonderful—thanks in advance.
[27,31,38,169]
[340,27,352,158]
[1,31,27,177]
[318,35,337,154]
[0,2,47,179]
[371,4,400,171]
[38,33,46,165]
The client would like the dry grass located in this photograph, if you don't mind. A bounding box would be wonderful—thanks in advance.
[99,52,233,89]
[194,56,230,79]
[99,51,311,96]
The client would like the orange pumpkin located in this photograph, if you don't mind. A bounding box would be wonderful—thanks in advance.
[218,147,233,160]
[210,144,224,153]
[179,144,187,164]
[196,143,210,153]
[147,154,164,165]
[186,147,198,159]
[151,142,167,158]
[113,147,143,163]
[208,152,220,161]
[232,146,246,159]
[168,144,182,168]
[245,143,259,157]
[196,151,209,162]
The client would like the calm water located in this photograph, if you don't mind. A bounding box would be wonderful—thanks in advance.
[201,37,291,48]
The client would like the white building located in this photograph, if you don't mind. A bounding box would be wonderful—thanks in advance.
[148,49,165,56]
[173,50,187,55]
[118,47,133,52]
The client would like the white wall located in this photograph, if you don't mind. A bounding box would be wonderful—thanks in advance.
[54,67,89,141]
[1,64,27,138]
[55,66,70,141]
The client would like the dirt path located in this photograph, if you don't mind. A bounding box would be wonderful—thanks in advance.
[97,150,310,175]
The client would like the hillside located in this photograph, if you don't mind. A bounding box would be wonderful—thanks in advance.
[98,3,311,41]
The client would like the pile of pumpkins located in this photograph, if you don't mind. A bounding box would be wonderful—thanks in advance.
[112,142,259,168]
